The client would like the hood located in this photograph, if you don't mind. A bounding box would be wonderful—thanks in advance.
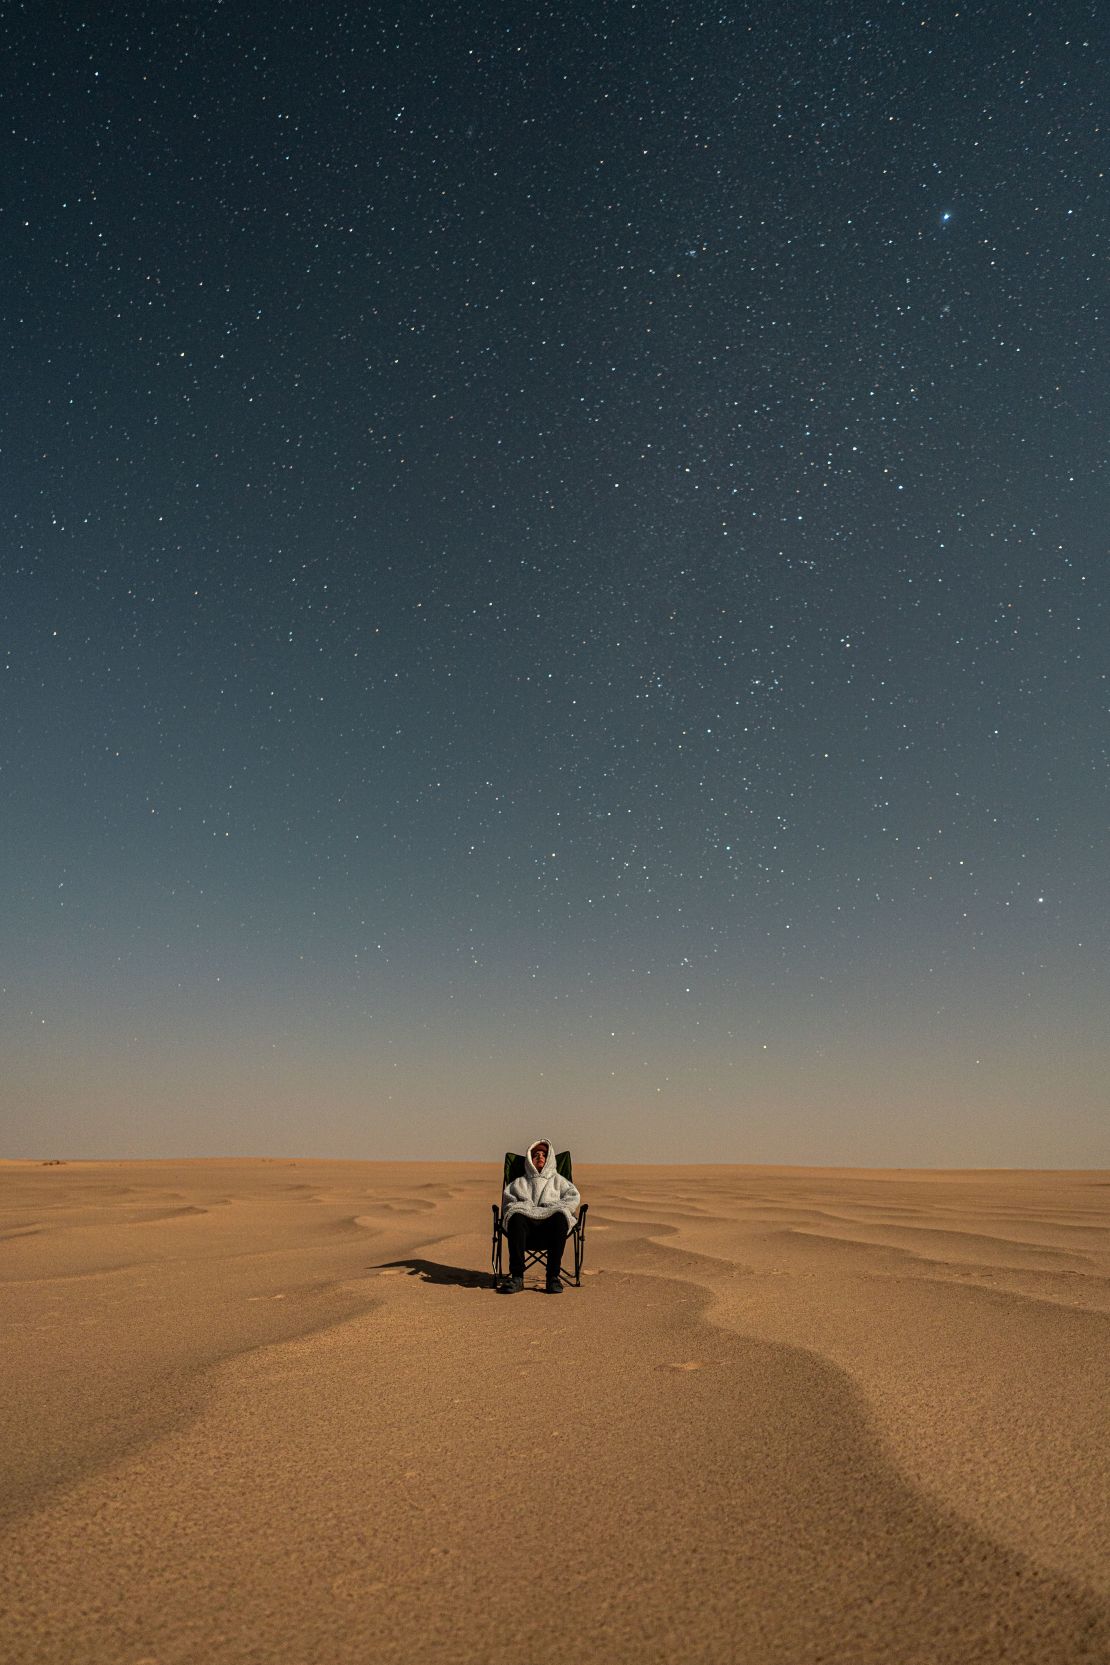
[525,1138,556,1180]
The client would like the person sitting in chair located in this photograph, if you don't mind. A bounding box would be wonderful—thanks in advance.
[498,1138,580,1294]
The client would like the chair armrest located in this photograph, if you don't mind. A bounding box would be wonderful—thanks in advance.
[491,1203,501,1225]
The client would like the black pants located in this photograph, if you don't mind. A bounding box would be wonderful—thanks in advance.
[506,1211,569,1281]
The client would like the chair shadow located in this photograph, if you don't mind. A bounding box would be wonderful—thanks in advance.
[376,1258,493,1289]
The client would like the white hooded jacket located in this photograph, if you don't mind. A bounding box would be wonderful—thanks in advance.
[501,1138,580,1227]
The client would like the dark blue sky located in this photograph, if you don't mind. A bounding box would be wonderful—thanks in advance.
[3,0,1107,1162]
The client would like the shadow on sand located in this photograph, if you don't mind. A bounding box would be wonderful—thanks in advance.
[375,1258,493,1289]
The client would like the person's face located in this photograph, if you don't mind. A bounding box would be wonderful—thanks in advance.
[533,1144,548,1170]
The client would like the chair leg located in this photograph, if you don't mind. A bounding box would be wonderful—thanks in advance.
[491,1208,504,1282]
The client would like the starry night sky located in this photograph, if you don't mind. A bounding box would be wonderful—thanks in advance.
[3,1,1107,1164]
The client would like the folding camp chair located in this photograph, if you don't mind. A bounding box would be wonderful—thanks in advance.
[491,1150,589,1287]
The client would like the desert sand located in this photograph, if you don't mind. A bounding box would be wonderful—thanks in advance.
[1,1157,1108,1663]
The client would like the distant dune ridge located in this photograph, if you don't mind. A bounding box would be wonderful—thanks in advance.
[1,1158,1108,1663]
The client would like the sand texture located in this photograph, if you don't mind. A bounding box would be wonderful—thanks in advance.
[1,1158,1108,1663]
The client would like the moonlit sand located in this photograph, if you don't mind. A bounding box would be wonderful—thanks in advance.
[2,1159,1108,1663]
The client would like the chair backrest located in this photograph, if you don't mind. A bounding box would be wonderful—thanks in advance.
[503,1149,573,1185]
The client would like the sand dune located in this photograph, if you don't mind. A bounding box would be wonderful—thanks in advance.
[1,1158,1107,1663]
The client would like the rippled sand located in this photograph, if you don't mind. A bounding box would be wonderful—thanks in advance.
[2,1158,1108,1663]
